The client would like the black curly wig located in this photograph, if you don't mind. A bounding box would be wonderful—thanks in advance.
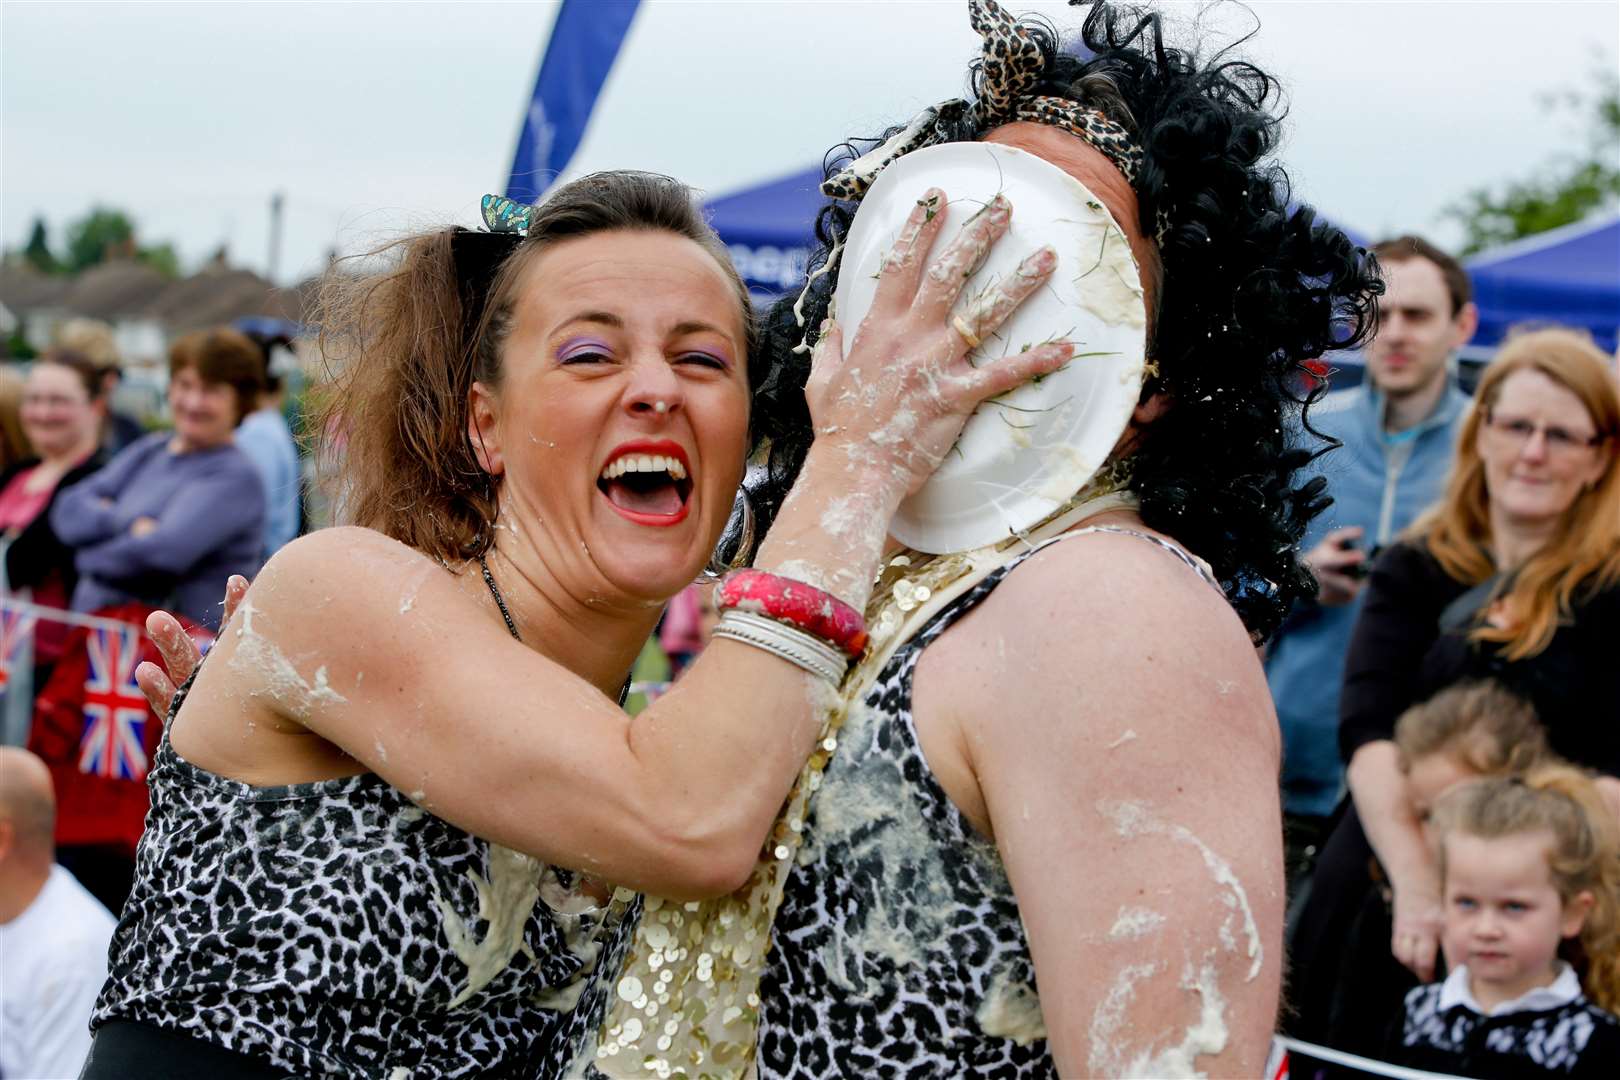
[745,0,1382,641]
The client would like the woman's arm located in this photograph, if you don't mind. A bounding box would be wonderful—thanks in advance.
[182,193,1074,900]
[72,457,265,583]
[1337,542,1446,762]
[1339,541,1451,979]
[1347,740,1442,980]
[920,533,1284,1077]
[49,441,150,547]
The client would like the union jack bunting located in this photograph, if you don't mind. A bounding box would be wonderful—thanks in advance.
[79,624,150,780]
[0,603,38,690]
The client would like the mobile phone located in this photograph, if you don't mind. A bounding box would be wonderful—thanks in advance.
[1345,540,1382,580]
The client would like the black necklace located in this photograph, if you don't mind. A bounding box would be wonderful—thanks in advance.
[477,552,632,705]
[478,552,521,642]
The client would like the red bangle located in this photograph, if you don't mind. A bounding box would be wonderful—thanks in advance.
[716,570,869,658]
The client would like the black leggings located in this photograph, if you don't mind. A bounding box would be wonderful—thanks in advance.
[80,1021,290,1079]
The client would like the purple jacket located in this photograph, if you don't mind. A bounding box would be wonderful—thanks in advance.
[52,432,265,630]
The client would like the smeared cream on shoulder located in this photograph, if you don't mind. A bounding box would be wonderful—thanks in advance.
[1122,960,1230,1078]
[1097,799,1262,980]
[1109,906,1166,940]
[228,601,348,720]
[1088,962,1161,1074]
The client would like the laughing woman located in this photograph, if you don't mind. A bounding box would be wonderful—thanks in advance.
[81,170,1071,1077]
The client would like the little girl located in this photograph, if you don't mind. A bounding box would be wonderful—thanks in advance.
[1390,764,1620,1077]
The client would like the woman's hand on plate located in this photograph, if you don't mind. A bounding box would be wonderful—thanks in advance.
[805,189,1073,497]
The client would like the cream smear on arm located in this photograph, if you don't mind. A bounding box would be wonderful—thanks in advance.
[1097,798,1262,979]
[227,601,348,721]
[1078,799,1264,1078]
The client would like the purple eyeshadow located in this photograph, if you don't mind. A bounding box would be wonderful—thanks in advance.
[557,336,612,361]
[687,349,733,370]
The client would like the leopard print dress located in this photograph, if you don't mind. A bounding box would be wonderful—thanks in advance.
[755,528,1218,1078]
[91,670,638,1078]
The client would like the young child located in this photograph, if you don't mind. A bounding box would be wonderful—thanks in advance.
[1395,681,1549,826]
[1390,764,1620,1078]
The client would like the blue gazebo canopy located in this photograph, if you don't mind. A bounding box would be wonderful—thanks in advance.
[1465,213,1620,357]
[704,167,825,299]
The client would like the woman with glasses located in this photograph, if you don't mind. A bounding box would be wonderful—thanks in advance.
[1,350,111,666]
[1289,327,1620,1056]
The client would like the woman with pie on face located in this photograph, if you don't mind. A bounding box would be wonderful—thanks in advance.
[585,2,1378,1075]
[79,170,1074,1076]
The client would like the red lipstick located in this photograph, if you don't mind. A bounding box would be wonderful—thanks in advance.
[598,439,694,527]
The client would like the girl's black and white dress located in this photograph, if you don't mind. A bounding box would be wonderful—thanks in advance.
[1390,964,1620,1079]
[89,672,638,1077]
[755,529,1221,1078]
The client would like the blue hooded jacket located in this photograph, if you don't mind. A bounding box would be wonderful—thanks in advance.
[1265,377,1472,817]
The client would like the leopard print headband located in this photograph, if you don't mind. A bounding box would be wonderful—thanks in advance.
[822,0,1167,245]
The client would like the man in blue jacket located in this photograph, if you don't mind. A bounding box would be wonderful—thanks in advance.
[1267,235,1478,893]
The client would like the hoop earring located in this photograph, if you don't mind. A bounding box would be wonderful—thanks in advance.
[480,478,501,555]
[469,415,502,556]
[703,488,756,580]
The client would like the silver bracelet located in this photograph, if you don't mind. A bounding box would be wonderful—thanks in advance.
[711,609,848,684]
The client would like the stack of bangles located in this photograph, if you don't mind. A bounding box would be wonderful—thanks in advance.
[710,569,869,684]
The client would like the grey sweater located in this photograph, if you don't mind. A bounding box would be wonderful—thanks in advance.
[52,432,265,630]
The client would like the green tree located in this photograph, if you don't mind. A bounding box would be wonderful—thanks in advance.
[61,206,181,277]
[140,242,181,278]
[22,218,58,274]
[1445,68,1620,255]
[64,207,136,272]
[4,325,38,360]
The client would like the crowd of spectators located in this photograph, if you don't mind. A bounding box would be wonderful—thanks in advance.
[1277,238,1620,1074]
[1,321,309,944]
[3,321,304,625]
[50,327,267,631]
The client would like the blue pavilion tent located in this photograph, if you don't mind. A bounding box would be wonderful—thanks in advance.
[1463,212,1620,359]
[703,166,825,300]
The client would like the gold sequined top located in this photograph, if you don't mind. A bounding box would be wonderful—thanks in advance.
[581,479,1137,1079]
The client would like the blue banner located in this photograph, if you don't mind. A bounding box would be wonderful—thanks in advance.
[505,0,641,204]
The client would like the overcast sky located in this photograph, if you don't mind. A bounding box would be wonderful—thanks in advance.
[3,1,1615,285]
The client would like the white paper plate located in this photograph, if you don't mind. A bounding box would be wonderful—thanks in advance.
[833,142,1148,554]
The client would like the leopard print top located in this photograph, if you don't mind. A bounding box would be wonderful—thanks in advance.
[91,670,638,1078]
[755,528,1218,1077]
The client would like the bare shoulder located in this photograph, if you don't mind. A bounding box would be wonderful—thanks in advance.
[998,525,1248,651]
[211,526,475,708]
[248,527,451,625]
[260,526,433,586]
[926,524,1276,761]
[173,528,460,780]
[934,529,1287,1076]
